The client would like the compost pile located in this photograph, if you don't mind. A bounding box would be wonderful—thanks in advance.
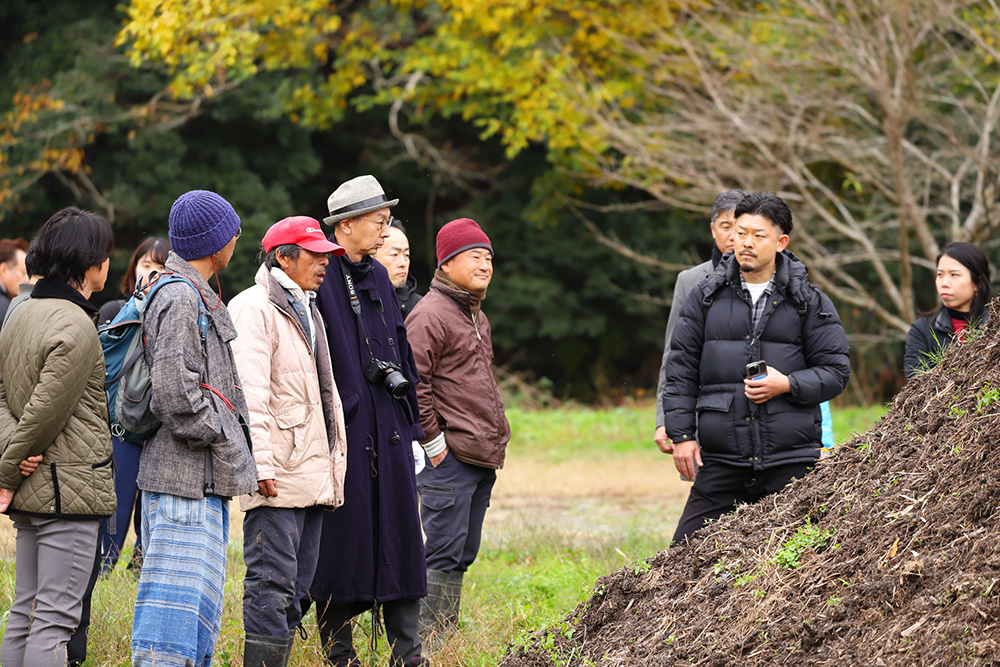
[501,310,1000,666]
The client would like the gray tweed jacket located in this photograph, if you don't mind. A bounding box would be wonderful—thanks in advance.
[136,252,257,500]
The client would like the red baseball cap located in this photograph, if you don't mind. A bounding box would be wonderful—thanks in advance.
[262,216,346,255]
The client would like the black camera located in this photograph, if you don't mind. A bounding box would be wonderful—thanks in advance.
[364,358,411,399]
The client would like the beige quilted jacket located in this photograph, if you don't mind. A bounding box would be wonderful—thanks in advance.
[230,265,347,512]
[0,281,115,517]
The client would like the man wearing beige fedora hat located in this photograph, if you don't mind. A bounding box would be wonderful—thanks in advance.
[310,175,429,667]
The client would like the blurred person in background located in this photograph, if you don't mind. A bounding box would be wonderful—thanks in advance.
[1,243,40,330]
[653,190,745,455]
[0,238,30,322]
[374,218,422,319]
[0,208,115,667]
[904,241,993,379]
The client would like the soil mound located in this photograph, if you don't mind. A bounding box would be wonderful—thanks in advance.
[500,312,1000,666]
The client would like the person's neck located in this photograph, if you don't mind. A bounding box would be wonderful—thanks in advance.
[334,234,365,263]
[187,257,218,281]
[742,262,775,285]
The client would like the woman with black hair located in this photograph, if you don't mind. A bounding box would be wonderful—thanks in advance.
[0,207,116,666]
[97,236,170,575]
[904,241,994,378]
[97,236,170,326]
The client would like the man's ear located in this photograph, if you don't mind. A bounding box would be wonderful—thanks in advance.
[440,259,452,277]
[777,234,790,252]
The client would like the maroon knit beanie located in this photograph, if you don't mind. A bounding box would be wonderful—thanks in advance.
[436,218,493,267]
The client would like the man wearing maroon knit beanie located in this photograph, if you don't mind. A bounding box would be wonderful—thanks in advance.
[405,217,511,650]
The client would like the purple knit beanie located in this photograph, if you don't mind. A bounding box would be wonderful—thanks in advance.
[168,190,242,260]
[436,218,492,267]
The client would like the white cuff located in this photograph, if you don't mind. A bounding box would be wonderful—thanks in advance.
[421,432,447,458]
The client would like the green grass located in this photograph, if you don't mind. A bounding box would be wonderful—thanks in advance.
[0,402,887,665]
[507,402,888,463]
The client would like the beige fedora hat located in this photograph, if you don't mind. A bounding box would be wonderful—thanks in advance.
[323,175,399,225]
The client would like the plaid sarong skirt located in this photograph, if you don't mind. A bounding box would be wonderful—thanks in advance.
[131,492,229,667]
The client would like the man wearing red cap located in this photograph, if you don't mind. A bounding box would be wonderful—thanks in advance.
[229,217,349,667]
[406,218,511,649]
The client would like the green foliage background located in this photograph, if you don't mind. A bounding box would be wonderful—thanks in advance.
[0,0,699,402]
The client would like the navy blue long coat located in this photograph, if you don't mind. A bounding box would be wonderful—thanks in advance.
[310,252,426,604]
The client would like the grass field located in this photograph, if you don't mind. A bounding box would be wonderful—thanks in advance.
[0,402,887,665]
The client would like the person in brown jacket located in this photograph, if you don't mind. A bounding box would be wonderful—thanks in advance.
[405,217,511,649]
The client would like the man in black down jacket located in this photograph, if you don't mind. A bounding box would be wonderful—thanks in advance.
[664,192,850,543]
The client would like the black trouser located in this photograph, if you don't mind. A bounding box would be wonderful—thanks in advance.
[315,598,422,667]
[417,452,496,573]
[671,459,814,544]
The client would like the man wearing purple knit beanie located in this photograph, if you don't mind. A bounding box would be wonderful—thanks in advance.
[406,217,511,649]
[131,190,258,667]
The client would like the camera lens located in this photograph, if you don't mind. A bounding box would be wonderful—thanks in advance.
[384,370,410,399]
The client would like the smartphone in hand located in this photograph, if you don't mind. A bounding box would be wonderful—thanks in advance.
[746,360,767,380]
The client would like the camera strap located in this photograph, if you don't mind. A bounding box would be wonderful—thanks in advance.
[339,259,402,365]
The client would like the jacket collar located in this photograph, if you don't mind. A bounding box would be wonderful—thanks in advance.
[261,265,315,306]
[702,249,811,306]
[430,278,474,314]
[396,272,419,301]
[930,306,991,334]
[163,252,237,340]
[31,278,99,316]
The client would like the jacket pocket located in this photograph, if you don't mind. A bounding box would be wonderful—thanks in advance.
[92,453,114,469]
[273,404,310,469]
[695,392,736,454]
[761,396,820,450]
[420,484,456,512]
[341,393,360,424]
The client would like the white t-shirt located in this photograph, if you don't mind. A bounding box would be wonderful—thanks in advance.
[745,280,769,306]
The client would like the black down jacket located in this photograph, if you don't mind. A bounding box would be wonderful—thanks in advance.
[663,251,850,470]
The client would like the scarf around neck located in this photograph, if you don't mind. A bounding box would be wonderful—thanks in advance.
[434,268,486,318]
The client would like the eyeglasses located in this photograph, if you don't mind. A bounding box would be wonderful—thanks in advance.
[357,215,394,230]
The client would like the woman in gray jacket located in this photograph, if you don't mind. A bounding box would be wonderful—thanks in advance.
[0,207,115,667]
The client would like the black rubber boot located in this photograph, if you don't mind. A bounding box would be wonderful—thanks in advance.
[419,569,449,645]
[243,633,291,667]
[384,597,425,667]
[420,569,464,651]
[444,570,464,632]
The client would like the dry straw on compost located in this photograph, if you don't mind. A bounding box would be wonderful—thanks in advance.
[501,306,1000,666]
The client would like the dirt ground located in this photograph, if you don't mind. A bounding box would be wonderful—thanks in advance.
[487,455,690,543]
[501,312,1000,666]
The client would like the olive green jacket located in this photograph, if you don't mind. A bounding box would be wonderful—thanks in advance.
[0,279,115,517]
